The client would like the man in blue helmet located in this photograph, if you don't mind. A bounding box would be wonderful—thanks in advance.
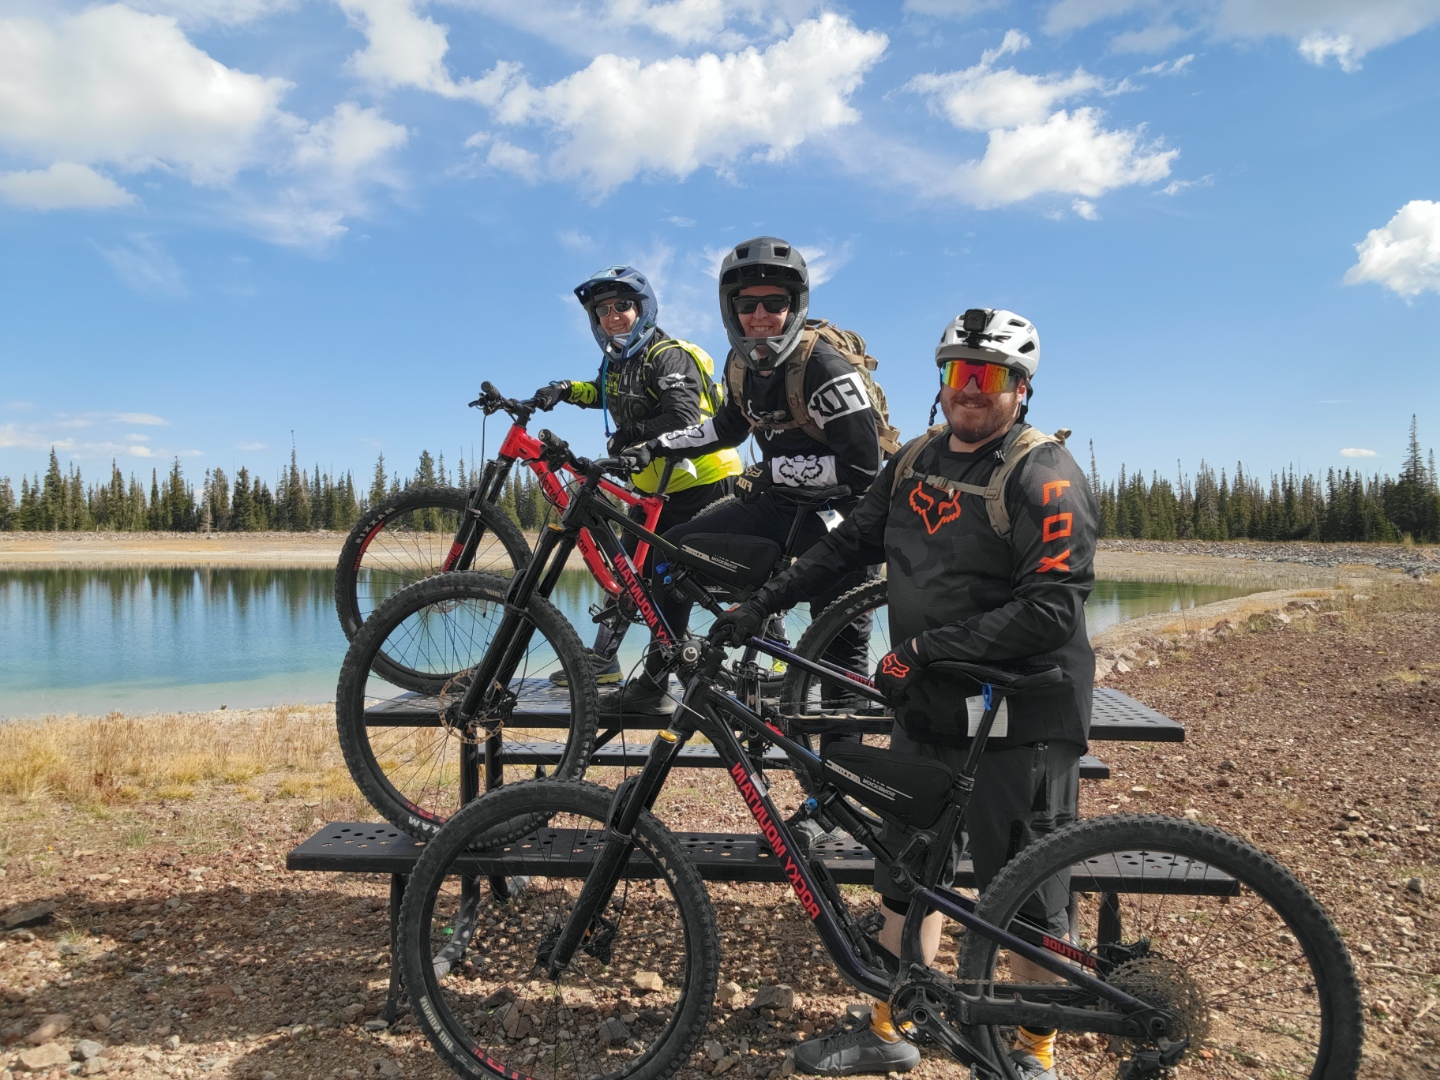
[607,238,882,721]
[531,265,741,683]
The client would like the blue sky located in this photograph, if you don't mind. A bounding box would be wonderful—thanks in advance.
[2,0,1438,493]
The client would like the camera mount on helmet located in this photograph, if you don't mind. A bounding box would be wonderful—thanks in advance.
[935,308,1040,380]
[718,237,809,371]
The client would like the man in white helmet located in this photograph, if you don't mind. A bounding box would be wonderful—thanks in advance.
[713,308,1097,1080]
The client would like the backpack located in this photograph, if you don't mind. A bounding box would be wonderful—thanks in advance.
[889,423,1073,537]
[644,337,724,416]
[725,319,904,457]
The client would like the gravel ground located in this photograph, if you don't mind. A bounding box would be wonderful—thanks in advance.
[2,584,1437,1080]
[1099,538,1439,579]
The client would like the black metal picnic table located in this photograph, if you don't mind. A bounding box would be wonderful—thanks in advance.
[289,686,1188,1021]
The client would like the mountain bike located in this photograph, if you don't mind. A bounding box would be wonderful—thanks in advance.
[334,383,673,689]
[396,636,1362,1080]
[336,427,860,838]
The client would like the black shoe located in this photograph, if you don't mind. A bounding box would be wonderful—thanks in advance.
[548,649,623,687]
[793,1026,920,1076]
[596,680,673,717]
[788,813,847,856]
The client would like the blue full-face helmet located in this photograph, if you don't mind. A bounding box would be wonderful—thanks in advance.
[574,265,660,362]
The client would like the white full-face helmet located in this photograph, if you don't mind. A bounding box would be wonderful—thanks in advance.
[935,308,1040,379]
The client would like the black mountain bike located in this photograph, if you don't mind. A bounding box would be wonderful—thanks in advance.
[336,427,862,838]
[396,645,1362,1079]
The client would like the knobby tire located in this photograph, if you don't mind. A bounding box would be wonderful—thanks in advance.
[399,780,719,1080]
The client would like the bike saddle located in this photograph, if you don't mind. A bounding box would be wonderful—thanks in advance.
[928,660,1063,694]
[787,483,851,505]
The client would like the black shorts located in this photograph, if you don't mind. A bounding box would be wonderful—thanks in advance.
[874,727,1081,939]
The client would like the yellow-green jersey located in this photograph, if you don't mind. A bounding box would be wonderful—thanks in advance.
[563,333,741,494]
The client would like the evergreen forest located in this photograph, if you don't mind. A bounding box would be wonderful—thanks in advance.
[1,418,1437,544]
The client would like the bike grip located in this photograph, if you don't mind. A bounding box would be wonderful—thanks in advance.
[481,380,497,395]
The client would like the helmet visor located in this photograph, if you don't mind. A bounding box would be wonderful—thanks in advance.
[941,360,1024,394]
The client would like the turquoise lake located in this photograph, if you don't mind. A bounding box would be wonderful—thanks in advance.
[0,567,1256,718]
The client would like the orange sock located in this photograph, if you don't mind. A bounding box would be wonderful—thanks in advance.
[870,1001,901,1043]
[1013,1026,1056,1069]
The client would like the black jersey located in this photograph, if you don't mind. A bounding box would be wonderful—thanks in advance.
[568,328,704,443]
[763,423,1098,749]
[654,340,881,501]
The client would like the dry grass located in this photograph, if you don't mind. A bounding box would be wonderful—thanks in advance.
[0,703,350,804]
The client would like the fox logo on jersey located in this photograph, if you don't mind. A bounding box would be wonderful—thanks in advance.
[908,481,962,535]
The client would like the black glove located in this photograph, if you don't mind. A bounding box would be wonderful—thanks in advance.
[708,596,772,647]
[617,441,656,473]
[735,463,773,502]
[872,638,925,706]
[607,425,642,457]
[531,382,570,411]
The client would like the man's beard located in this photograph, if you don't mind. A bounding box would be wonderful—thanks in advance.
[945,399,1017,445]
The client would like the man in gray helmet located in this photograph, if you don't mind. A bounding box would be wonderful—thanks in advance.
[604,237,882,728]
[712,307,1097,1080]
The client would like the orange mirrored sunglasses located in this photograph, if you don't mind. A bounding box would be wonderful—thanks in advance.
[940,359,1023,394]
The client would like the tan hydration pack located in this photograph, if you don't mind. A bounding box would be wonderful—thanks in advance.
[889,424,1073,537]
[726,319,904,457]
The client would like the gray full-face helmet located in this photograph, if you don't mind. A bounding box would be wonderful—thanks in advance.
[718,237,808,370]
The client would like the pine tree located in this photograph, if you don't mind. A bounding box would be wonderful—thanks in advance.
[0,476,14,531]
[369,453,387,509]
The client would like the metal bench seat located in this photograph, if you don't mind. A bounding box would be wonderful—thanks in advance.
[288,822,1235,895]
[361,685,1184,743]
[494,739,1112,780]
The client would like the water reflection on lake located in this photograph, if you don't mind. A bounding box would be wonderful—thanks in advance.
[0,567,1257,718]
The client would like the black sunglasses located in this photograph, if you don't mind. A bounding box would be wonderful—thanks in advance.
[593,298,638,317]
[732,294,792,315]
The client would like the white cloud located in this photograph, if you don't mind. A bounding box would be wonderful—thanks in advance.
[901,32,1176,208]
[486,139,541,181]
[903,0,1007,17]
[0,5,409,243]
[1340,448,1378,457]
[666,215,696,227]
[1043,0,1440,68]
[114,413,167,426]
[1344,200,1440,298]
[295,103,407,176]
[491,14,887,190]
[1072,197,1099,218]
[906,32,1106,130]
[0,4,290,183]
[236,441,267,451]
[339,0,519,100]
[1044,0,1148,37]
[1111,22,1192,52]
[1156,173,1212,195]
[98,236,187,295]
[127,0,297,26]
[557,229,594,250]
[449,0,824,55]
[1136,54,1194,75]
[796,242,852,286]
[1215,0,1440,71]
[0,162,135,210]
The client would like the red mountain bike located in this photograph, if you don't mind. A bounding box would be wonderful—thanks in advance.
[334,382,671,690]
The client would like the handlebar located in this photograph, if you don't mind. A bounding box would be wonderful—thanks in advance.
[469,381,538,423]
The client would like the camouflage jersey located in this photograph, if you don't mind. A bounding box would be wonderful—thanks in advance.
[655,340,881,505]
[762,422,1098,749]
[565,329,740,493]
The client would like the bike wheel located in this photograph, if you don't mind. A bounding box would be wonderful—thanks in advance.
[335,485,529,641]
[779,577,892,726]
[399,780,719,1080]
[336,572,598,838]
[955,814,1363,1080]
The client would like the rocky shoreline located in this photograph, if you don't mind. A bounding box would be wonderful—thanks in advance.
[1099,537,1438,578]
